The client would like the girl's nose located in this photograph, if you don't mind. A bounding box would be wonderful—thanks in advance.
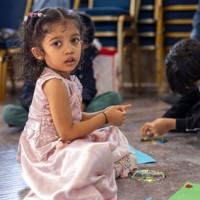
[64,46,73,55]
[64,49,73,55]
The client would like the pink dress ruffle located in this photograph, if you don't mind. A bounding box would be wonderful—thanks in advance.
[17,67,136,200]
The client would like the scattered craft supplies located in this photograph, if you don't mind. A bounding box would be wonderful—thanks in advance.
[141,137,168,144]
[129,169,166,182]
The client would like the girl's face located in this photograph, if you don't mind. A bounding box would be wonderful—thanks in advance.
[40,20,82,78]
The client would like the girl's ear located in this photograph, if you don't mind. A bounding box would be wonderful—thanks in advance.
[31,47,44,60]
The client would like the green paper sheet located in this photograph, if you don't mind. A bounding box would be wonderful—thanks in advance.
[169,182,200,200]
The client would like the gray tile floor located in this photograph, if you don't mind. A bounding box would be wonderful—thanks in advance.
[1,87,200,200]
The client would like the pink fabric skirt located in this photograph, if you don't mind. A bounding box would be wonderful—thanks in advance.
[18,126,136,200]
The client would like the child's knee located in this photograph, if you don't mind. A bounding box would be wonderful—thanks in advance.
[1,104,26,127]
[2,105,14,123]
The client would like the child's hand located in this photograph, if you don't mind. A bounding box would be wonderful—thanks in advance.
[118,104,132,112]
[140,121,158,138]
[140,118,176,138]
[104,104,132,126]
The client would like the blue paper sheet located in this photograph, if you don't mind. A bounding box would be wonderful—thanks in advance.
[129,145,156,164]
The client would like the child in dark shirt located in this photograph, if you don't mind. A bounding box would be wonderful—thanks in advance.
[140,38,200,137]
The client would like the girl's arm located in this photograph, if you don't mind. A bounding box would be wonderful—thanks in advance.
[81,110,107,121]
[81,104,132,121]
[43,79,130,142]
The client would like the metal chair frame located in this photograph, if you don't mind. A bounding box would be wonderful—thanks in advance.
[155,0,198,94]
[0,0,33,100]
[75,0,141,94]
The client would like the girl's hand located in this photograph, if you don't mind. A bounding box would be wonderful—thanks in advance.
[104,104,132,126]
[118,104,132,112]
[140,118,176,138]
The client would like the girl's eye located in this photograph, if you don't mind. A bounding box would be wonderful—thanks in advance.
[71,38,80,44]
[52,41,61,47]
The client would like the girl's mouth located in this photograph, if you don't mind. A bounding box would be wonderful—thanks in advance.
[65,57,75,63]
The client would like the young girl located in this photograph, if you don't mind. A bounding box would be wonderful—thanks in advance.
[17,8,136,200]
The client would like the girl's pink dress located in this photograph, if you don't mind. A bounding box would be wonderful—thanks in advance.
[17,67,136,200]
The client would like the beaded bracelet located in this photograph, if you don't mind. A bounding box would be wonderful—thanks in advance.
[102,112,108,124]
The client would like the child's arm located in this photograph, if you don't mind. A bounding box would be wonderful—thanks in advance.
[81,104,132,121]
[81,110,105,121]
[140,118,176,138]
[43,79,131,142]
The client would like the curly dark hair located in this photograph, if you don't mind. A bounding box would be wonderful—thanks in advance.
[165,38,200,94]
[78,12,95,45]
[18,7,85,83]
